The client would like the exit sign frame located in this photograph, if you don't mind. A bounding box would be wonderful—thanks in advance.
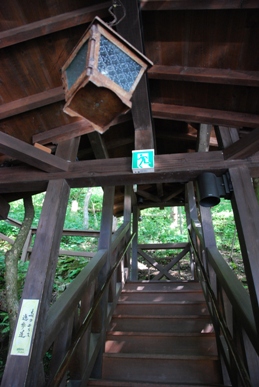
[132,149,155,174]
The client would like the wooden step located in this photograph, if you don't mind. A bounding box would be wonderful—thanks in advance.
[101,353,222,385]
[115,301,209,316]
[109,315,212,333]
[119,290,204,302]
[88,380,225,387]
[124,281,202,292]
[105,331,217,356]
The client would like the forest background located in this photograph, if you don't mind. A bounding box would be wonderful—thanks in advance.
[0,187,245,377]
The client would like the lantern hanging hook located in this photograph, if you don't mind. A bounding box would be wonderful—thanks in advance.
[108,0,126,26]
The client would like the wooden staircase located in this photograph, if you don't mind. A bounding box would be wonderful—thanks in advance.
[88,281,226,386]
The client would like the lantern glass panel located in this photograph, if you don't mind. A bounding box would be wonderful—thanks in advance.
[65,41,89,90]
[97,35,142,92]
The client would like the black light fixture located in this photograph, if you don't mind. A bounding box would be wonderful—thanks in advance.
[197,172,233,207]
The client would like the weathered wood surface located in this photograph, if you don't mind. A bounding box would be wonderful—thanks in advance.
[0,131,69,172]
[148,65,259,87]
[2,151,259,195]
[2,139,79,387]
[140,0,259,10]
[0,3,110,49]
[116,0,154,150]
[230,166,259,333]
[223,128,259,159]
[152,103,259,128]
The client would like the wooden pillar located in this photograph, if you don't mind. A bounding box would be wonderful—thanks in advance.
[0,195,10,220]
[91,186,115,378]
[131,205,139,280]
[229,166,259,331]
[2,138,79,387]
[123,186,132,278]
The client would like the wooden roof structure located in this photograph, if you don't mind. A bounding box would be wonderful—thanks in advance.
[1,0,259,216]
[2,2,259,385]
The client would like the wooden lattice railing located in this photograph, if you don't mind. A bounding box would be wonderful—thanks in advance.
[137,242,193,280]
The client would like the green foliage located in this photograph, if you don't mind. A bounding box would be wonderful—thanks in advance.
[138,207,187,244]
[211,199,240,253]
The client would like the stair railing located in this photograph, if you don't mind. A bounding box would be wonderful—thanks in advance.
[41,222,133,386]
[186,182,259,387]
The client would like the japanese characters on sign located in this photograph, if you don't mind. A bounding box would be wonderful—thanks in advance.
[11,299,39,356]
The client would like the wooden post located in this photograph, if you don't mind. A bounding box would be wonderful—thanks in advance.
[91,186,115,378]
[131,205,139,280]
[2,138,79,387]
[123,186,132,278]
[229,166,259,332]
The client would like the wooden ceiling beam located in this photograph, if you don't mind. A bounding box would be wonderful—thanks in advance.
[223,128,259,159]
[137,189,161,203]
[0,131,69,172]
[32,121,94,145]
[140,0,259,10]
[88,132,109,159]
[0,3,110,49]
[2,151,259,193]
[116,0,154,150]
[0,87,64,120]
[152,103,259,128]
[215,126,239,149]
[148,65,259,87]
[156,131,218,147]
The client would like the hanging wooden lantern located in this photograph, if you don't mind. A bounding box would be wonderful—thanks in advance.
[61,17,153,134]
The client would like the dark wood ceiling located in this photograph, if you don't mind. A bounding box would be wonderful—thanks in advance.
[0,0,259,216]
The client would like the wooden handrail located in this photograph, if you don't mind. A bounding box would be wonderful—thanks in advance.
[207,246,258,351]
[43,222,130,352]
[189,232,252,387]
[48,229,135,386]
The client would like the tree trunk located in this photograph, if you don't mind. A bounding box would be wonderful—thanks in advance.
[5,196,34,337]
[83,188,92,229]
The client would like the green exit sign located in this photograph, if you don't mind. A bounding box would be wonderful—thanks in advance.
[132,149,155,173]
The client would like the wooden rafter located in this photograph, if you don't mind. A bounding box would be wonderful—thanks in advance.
[0,3,110,49]
[32,121,94,145]
[1,151,259,194]
[88,132,109,159]
[152,103,259,128]
[140,0,259,10]
[0,132,68,172]
[0,87,64,120]
[223,128,259,160]
[148,65,259,88]
[215,126,239,149]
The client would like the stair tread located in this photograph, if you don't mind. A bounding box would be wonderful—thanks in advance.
[106,331,215,337]
[112,314,210,318]
[103,353,219,360]
[88,379,226,387]
[121,288,202,294]
[118,300,205,303]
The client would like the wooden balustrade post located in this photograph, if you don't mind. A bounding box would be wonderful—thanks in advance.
[2,138,79,387]
[131,205,139,280]
[123,185,132,279]
[91,186,115,378]
[229,166,259,334]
